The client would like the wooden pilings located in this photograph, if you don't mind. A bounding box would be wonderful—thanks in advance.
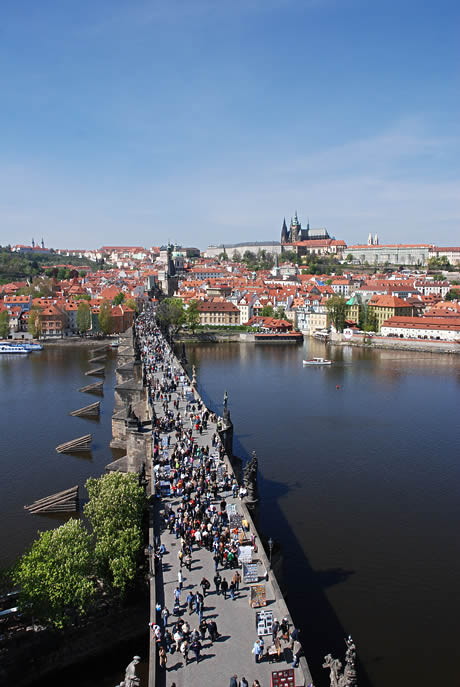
[70,401,100,417]
[25,486,79,514]
[56,434,92,453]
[79,381,104,394]
[88,354,107,363]
[85,366,105,377]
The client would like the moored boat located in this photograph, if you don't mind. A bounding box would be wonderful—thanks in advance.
[0,343,31,354]
[302,357,332,366]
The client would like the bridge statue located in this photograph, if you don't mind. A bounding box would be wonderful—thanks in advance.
[323,636,357,687]
[124,655,141,687]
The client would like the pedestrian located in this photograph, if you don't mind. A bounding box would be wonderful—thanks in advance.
[233,570,241,591]
[229,580,236,600]
[272,617,280,641]
[161,606,169,628]
[292,639,302,668]
[178,569,183,591]
[178,549,184,567]
[173,586,181,603]
[221,578,229,599]
[208,619,220,642]
[199,618,208,641]
[290,626,300,650]
[190,638,202,663]
[252,681,261,687]
[241,678,249,687]
[185,553,192,571]
[253,639,263,663]
[180,638,189,665]
[229,676,238,687]
[200,576,211,597]
[186,591,195,613]
[214,571,222,595]
[158,645,167,669]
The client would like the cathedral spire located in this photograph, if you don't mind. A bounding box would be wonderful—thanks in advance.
[281,217,288,244]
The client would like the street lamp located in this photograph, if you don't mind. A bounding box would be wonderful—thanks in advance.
[268,537,273,569]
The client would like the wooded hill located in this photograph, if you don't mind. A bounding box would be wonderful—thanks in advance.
[0,247,99,283]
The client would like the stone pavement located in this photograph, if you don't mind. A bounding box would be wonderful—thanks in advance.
[148,351,305,687]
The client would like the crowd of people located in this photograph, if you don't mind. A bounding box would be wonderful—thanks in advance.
[134,309,302,686]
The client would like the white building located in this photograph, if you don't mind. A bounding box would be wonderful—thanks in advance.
[381,316,460,342]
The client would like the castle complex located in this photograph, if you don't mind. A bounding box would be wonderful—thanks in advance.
[281,212,330,243]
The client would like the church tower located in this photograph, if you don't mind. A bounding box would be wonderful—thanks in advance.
[290,211,301,242]
[281,218,288,244]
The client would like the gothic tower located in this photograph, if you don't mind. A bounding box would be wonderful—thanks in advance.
[290,211,301,242]
[281,218,288,244]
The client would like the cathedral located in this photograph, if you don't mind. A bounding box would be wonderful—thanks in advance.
[281,212,330,244]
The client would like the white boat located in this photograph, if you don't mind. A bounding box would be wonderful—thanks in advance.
[17,342,43,351]
[0,343,31,354]
[303,357,332,366]
[110,339,120,348]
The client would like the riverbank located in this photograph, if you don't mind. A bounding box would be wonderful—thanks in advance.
[177,330,460,355]
[330,333,460,355]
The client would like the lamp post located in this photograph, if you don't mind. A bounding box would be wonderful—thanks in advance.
[268,537,273,569]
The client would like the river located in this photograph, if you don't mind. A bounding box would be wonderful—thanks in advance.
[185,339,460,687]
[1,340,460,687]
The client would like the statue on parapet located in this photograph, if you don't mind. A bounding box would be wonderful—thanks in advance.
[323,636,357,687]
[124,655,141,687]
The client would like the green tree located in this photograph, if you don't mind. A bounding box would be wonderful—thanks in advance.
[79,270,87,278]
[113,292,125,306]
[84,473,145,595]
[76,300,91,335]
[445,288,460,301]
[346,254,353,263]
[325,295,347,332]
[273,307,287,320]
[231,250,241,262]
[124,298,138,313]
[260,305,274,317]
[28,307,42,339]
[98,299,113,335]
[12,519,95,628]
[0,310,9,338]
[186,300,200,333]
[156,297,186,338]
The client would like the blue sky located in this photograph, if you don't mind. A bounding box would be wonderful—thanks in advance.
[1,0,459,250]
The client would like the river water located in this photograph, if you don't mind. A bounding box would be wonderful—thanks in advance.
[185,339,460,687]
[1,340,460,687]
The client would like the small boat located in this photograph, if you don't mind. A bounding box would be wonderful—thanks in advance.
[110,339,120,348]
[0,343,31,354]
[303,357,332,366]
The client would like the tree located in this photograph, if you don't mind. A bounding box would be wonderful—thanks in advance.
[98,299,113,335]
[13,519,95,628]
[186,299,200,333]
[261,305,274,317]
[79,271,87,278]
[124,298,138,313]
[0,310,9,338]
[445,288,460,301]
[28,307,42,339]
[346,254,353,263]
[113,292,125,306]
[273,306,287,320]
[84,473,145,595]
[76,300,91,335]
[156,297,186,338]
[325,295,347,332]
[231,250,241,262]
